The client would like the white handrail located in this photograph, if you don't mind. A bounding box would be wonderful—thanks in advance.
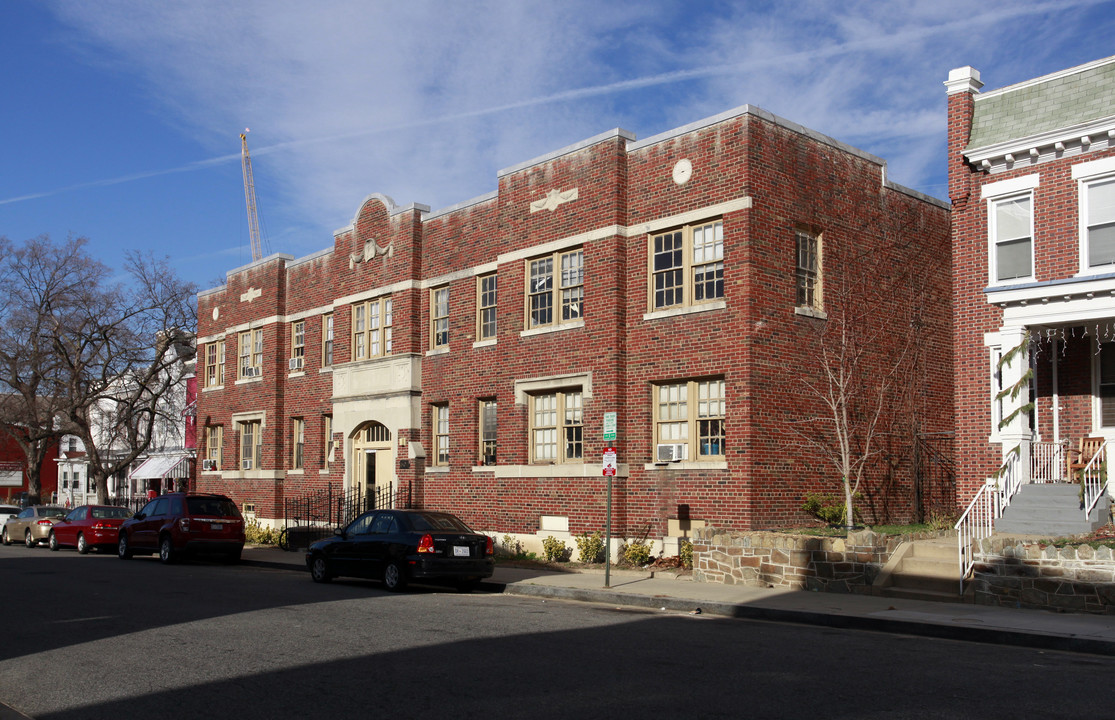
[954,451,1019,594]
[1081,440,1110,521]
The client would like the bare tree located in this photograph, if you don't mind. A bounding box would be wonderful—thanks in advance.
[787,199,947,529]
[0,236,197,503]
[0,236,108,502]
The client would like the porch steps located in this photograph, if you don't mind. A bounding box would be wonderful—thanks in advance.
[872,537,962,602]
[994,483,1111,537]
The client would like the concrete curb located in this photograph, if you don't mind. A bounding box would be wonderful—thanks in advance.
[499,582,1115,657]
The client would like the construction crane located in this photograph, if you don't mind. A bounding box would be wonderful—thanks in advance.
[240,128,263,261]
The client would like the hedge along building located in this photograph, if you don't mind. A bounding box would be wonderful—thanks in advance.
[195,103,952,553]
[948,56,1115,528]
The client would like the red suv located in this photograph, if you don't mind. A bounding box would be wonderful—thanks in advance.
[117,493,245,564]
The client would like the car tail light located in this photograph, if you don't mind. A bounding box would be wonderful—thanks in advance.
[417,533,435,553]
[178,518,191,533]
[36,519,54,526]
[485,535,494,556]
[92,523,112,530]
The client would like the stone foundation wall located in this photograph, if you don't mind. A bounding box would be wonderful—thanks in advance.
[692,527,946,593]
[972,538,1115,614]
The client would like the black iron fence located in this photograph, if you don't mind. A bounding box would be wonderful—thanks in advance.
[280,482,411,551]
[913,431,956,523]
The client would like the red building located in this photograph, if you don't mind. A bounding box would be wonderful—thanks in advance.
[197,104,951,552]
[0,429,59,504]
[948,56,1115,534]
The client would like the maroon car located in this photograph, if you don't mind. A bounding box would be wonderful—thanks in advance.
[117,492,245,564]
[48,505,133,554]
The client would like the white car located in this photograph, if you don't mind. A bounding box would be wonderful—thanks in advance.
[0,505,18,526]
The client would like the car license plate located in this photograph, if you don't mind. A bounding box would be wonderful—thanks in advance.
[452,545,470,557]
[211,522,224,531]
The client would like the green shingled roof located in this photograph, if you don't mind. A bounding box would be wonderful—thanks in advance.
[966,59,1115,151]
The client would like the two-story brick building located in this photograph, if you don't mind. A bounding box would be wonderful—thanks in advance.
[948,55,1115,528]
[196,103,951,552]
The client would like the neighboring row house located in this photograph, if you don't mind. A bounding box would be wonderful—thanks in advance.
[948,55,1115,528]
[196,104,952,551]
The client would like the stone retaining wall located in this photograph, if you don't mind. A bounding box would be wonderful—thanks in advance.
[972,537,1115,614]
[691,527,946,593]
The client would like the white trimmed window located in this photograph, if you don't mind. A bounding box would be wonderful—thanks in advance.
[1084,177,1115,269]
[239,420,262,470]
[431,287,449,348]
[654,379,726,460]
[352,298,392,360]
[433,404,449,466]
[291,321,305,370]
[238,329,263,379]
[323,414,334,470]
[477,274,497,341]
[990,195,1033,282]
[650,220,723,310]
[205,342,225,387]
[530,391,583,463]
[527,249,583,328]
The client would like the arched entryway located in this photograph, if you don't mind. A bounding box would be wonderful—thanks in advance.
[351,421,394,506]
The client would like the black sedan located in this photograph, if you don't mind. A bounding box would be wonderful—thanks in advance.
[305,510,494,591]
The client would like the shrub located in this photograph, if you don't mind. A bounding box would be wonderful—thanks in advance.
[245,519,278,545]
[679,539,693,569]
[542,536,568,562]
[802,492,862,526]
[575,531,604,563]
[621,537,654,566]
[926,509,957,532]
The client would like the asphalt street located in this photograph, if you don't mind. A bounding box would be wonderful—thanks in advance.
[2,545,1113,719]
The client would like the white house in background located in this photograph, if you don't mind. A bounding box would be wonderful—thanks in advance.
[56,435,93,507]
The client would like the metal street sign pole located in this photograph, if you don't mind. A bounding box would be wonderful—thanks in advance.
[602,444,617,589]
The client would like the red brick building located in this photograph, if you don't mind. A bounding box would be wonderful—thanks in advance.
[196,104,951,551]
[948,56,1115,523]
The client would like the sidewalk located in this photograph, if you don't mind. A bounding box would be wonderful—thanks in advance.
[241,545,1115,656]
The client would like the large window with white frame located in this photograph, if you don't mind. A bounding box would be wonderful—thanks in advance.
[205,425,223,468]
[1083,176,1115,270]
[239,420,262,470]
[291,418,304,469]
[527,248,583,329]
[649,220,723,311]
[322,313,334,367]
[529,390,583,463]
[653,379,725,461]
[990,195,1033,283]
[290,321,305,371]
[352,297,392,360]
[795,229,823,312]
[238,329,263,379]
[479,399,497,465]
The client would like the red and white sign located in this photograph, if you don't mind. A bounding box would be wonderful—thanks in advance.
[603,447,617,476]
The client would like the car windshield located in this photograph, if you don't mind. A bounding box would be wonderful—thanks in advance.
[407,513,473,533]
[186,497,241,517]
[39,508,65,518]
[92,507,132,519]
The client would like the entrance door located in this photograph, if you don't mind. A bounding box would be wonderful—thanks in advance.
[352,422,395,509]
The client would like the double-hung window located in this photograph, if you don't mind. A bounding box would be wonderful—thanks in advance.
[1074,158,1115,271]
[479,399,497,465]
[323,414,334,470]
[431,287,449,349]
[238,329,263,379]
[206,425,223,467]
[239,420,262,470]
[527,249,583,328]
[650,220,723,311]
[290,321,305,371]
[291,418,304,469]
[205,342,225,387]
[654,379,726,461]
[322,313,334,367]
[477,274,497,341]
[352,298,392,360]
[795,230,822,312]
[983,173,1039,284]
[530,391,583,463]
[433,404,449,466]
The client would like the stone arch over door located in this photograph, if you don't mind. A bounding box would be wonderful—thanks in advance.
[350,421,395,504]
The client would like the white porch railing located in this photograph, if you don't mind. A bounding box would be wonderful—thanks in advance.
[1081,440,1111,521]
[1029,441,1068,483]
[954,451,1023,594]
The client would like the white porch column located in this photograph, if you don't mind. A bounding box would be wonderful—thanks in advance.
[998,325,1032,475]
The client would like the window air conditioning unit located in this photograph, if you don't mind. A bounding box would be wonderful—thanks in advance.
[656,443,687,463]
[201,459,218,471]
[243,366,260,378]
[289,357,304,371]
[242,459,253,470]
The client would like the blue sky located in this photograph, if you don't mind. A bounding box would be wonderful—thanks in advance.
[2,0,1113,291]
